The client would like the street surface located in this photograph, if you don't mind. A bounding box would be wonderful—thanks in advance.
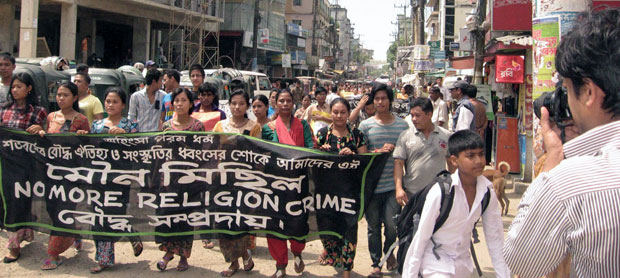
[0,180,524,277]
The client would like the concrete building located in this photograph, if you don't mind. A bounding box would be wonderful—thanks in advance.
[397,13,412,45]
[330,4,351,71]
[220,0,286,76]
[1,0,223,69]
[285,0,331,74]
[425,0,475,57]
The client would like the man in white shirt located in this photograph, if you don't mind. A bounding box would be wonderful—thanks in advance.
[429,86,449,129]
[448,80,475,132]
[402,130,510,278]
[129,69,166,132]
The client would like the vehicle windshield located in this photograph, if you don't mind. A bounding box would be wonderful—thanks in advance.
[258,77,271,90]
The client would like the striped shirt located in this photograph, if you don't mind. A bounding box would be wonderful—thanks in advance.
[359,116,408,193]
[503,120,620,278]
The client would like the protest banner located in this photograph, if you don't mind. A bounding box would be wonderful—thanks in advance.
[0,128,388,242]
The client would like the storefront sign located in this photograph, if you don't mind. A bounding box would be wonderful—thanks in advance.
[532,16,560,99]
[493,0,532,31]
[413,45,430,60]
[495,55,524,83]
[413,60,433,72]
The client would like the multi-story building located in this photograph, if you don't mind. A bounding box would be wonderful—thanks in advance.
[1,0,223,69]
[397,13,413,45]
[220,0,286,75]
[330,4,351,71]
[285,22,309,76]
[425,0,475,57]
[285,0,331,75]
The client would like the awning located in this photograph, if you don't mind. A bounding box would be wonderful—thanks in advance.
[495,35,533,46]
[486,35,532,54]
[449,55,496,70]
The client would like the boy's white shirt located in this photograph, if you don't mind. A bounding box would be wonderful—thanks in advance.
[402,170,510,278]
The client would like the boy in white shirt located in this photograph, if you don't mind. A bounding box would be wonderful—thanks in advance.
[402,130,510,278]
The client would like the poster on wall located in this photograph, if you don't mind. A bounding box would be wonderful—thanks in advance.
[532,16,560,99]
[495,55,525,83]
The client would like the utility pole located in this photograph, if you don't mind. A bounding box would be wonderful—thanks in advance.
[472,0,487,84]
[311,0,318,57]
[252,0,260,71]
[418,0,425,44]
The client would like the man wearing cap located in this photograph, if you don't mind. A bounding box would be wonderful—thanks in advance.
[142,60,157,77]
[448,80,475,132]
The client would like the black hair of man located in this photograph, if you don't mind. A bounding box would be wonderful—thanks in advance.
[75,72,91,84]
[164,69,181,84]
[331,84,338,93]
[370,82,394,104]
[189,64,205,78]
[430,86,441,94]
[555,8,620,117]
[76,64,89,74]
[448,130,485,157]
[315,86,328,95]
[145,68,162,86]
[410,97,434,114]
[465,84,478,98]
[0,52,15,64]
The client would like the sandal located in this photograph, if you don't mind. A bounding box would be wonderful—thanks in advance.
[156,255,174,272]
[132,241,143,257]
[318,250,330,266]
[367,269,383,278]
[203,239,215,249]
[89,264,110,274]
[220,267,238,277]
[176,260,189,272]
[293,254,305,273]
[3,253,20,264]
[41,259,63,270]
[243,250,254,272]
[271,268,286,278]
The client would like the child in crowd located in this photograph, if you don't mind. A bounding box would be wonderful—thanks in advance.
[402,130,510,278]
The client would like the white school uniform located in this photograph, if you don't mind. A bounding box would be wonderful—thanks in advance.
[402,170,510,278]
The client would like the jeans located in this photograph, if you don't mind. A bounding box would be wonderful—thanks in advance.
[365,191,401,268]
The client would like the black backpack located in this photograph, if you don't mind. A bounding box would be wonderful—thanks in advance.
[393,170,491,275]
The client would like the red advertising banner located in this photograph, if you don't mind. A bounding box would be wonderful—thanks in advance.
[593,1,620,10]
[496,55,525,83]
[493,0,532,31]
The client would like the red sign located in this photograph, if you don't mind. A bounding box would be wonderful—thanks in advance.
[593,1,620,10]
[492,0,532,31]
[496,55,524,84]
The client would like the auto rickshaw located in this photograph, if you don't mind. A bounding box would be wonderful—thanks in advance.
[14,63,71,112]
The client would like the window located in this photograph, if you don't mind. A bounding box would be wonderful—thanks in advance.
[294,0,302,6]
[292,20,302,26]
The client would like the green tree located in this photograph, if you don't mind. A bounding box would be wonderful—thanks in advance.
[386,39,407,70]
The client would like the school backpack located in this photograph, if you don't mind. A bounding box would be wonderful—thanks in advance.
[391,170,491,275]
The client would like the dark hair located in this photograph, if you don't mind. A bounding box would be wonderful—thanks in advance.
[76,64,89,74]
[0,52,15,65]
[315,86,328,96]
[104,87,127,105]
[370,83,394,104]
[448,130,485,156]
[230,89,250,107]
[465,84,478,98]
[252,94,269,118]
[330,97,351,112]
[302,93,312,101]
[430,86,441,94]
[164,69,181,84]
[230,89,250,118]
[7,72,38,107]
[145,69,162,86]
[189,64,205,78]
[331,85,338,93]
[410,97,434,114]
[57,81,80,111]
[171,87,195,115]
[198,82,219,107]
[276,88,293,101]
[75,72,91,84]
[556,8,620,117]
[270,88,280,97]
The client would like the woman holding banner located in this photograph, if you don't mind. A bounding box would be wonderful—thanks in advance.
[0,72,47,264]
[315,97,367,278]
[213,89,260,276]
[37,81,90,270]
[262,88,313,278]
[158,88,203,272]
[89,87,143,274]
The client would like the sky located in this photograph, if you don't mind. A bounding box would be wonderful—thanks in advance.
[335,0,411,62]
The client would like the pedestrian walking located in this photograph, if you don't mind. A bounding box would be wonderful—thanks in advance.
[303,86,331,135]
[448,80,475,132]
[315,97,368,278]
[429,86,449,129]
[358,83,409,278]
[128,69,166,132]
[159,69,181,129]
